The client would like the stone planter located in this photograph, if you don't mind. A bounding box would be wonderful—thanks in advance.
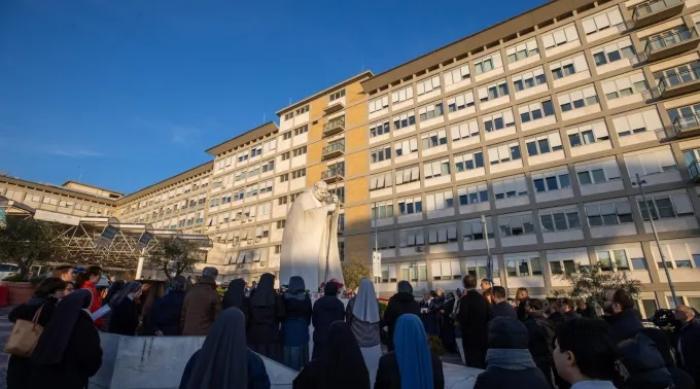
[2,281,35,306]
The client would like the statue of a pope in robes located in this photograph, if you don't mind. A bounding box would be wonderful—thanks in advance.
[279,181,344,290]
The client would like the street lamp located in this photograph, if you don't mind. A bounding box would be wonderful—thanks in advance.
[635,173,679,307]
[481,214,493,283]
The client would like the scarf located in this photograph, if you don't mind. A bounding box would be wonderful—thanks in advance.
[485,348,537,370]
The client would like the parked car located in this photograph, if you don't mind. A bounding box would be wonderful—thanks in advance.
[0,263,19,280]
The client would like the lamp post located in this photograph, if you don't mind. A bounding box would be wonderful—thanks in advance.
[635,174,679,307]
[481,214,493,283]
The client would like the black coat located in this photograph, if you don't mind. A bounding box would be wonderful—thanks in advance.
[7,298,58,389]
[151,290,186,335]
[109,298,140,335]
[678,319,700,386]
[474,366,551,389]
[523,315,555,369]
[383,292,420,350]
[374,351,444,389]
[311,295,345,358]
[606,309,643,344]
[491,301,517,320]
[248,294,285,345]
[29,311,102,389]
[457,290,490,349]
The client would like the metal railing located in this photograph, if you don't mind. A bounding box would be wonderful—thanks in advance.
[644,27,698,57]
[671,111,700,137]
[633,0,684,22]
[656,65,700,96]
[322,141,345,156]
[323,116,346,134]
[321,166,345,180]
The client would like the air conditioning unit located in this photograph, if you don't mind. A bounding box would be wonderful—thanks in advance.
[415,246,424,252]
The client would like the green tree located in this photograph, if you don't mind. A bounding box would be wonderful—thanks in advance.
[150,238,203,280]
[0,216,64,280]
[342,261,370,292]
[564,262,642,310]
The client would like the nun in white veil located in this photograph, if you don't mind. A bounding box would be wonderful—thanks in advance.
[345,278,382,387]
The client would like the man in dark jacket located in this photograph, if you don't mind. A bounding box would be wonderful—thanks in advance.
[311,281,345,359]
[676,304,700,386]
[474,317,550,388]
[523,299,555,387]
[457,275,490,368]
[491,286,517,319]
[181,267,221,336]
[605,289,643,344]
[383,280,420,351]
[152,276,187,335]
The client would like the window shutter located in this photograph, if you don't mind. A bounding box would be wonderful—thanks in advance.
[582,18,597,34]
[672,193,694,215]
[542,34,555,49]
[594,14,610,30]
[564,25,578,41]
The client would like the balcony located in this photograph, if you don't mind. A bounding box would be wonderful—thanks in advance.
[322,166,345,183]
[322,141,345,160]
[652,65,700,99]
[324,102,344,115]
[632,0,684,29]
[688,161,700,182]
[668,111,700,138]
[323,116,345,137]
[643,27,700,62]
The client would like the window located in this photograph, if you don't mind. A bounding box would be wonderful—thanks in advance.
[394,137,419,157]
[499,213,535,236]
[279,173,289,183]
[395,165,421,185]
[596,249,630,271]
[369,121,390,138]
[506,255,542,277]
[581,6,624,35]
[330,89,345,101]
[250,147,262,158]
[424,158,451,179]
[541,24,579,50]
[293,125,308,136]
[421,129,447,149]
[567,120,609,147]
[418,102,444,121]
[526,132,563,156]
[278,196,288,205]
[295,105,309,115]
[427,224,458,244]
[372,201,394,220]
[369,95,389,113]
[446,91,475,112]
[506,38,539,64]
[558,85,598,112]
[512,68,546,92]
[283,112,294,120]
[282,131,292,140]
[292,146,307,157]
[540,208,581,232]
[487,142,521,165]
[474,53,502,75]
[426,189,454,212]
[613,108,663,139]
[261,160,275,173]
[376,232,395,250]
[370,146,392,164]
[400,228,425,247]
[281,151,290,161]
[458,183,489,206]
[518,99,555,125]
[493,175,528,200]
[369,172,393,191]
[550,257,581,276]
[532,170,570,193]
[391,86,413,104]
[577,162,620,186]
[639,193,694,220]
[444,64,470,86]
[291,168,306,179]
[585,200,633,226]
[462,218,494,240]
[625,147,677,178]
[450,119,480,142]
[393,111,416,130]
[398,197,423,215]
[417,75,441,95]
[668,103,700,130]
[646,26,694,53]
[591,37,636,67]
[478,80,509,103]
[454,150,484,172]
[483,109,515,133]
[550,54,589,80]
[655,61,700,90]
[602,72,647,101]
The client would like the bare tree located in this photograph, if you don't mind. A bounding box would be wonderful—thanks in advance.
[0,217,64,280]
[150,238,203,280]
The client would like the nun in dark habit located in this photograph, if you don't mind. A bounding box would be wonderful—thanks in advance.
[282,276,312,370]
[179,307,270,389]
[223,278,249,318]
[247,273,285,360]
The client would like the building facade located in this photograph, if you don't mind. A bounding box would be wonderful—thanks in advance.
[3,0,700,314]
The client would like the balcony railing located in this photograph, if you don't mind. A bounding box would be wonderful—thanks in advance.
[632,0,684,28]
[669,111,700,138]
[321,167,345,183]
[654,65,700,98]
[688,160,700,182]
[644,27,699,62]
[323,116,345,136]
[322,141,345,159]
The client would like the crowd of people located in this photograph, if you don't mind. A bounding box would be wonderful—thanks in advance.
[4,264,700,389]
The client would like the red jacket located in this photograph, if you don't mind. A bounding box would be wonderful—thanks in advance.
[81,280,103,326]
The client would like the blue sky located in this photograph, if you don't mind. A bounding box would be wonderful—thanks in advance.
[0,0,545,194]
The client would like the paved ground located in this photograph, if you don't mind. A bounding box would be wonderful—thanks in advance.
[0,306,14,389]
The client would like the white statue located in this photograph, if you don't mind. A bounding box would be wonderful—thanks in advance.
[280,181,344,290]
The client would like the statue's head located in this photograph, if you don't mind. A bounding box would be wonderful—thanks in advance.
[312,181,330,201]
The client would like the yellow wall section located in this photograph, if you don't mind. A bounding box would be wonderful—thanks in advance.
[345,233,371,264]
